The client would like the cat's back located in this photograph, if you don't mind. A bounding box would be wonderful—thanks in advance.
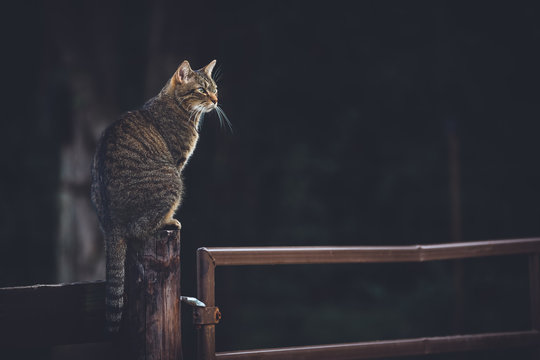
[91,110,177,220]
[97,110,171,168]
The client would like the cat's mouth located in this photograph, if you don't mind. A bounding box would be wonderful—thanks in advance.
[203,102,218,112]
[190,102,231,131]
[191,103,216,114]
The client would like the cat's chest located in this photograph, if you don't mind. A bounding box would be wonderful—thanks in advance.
[174,131,199,169]
[182,130,199,155]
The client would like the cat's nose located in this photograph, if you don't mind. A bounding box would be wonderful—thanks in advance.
[209,93,218,104]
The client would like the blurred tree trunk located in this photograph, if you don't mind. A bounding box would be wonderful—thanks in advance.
[43,3,121,282]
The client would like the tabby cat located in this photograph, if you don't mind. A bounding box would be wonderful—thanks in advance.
[91,60,222,334]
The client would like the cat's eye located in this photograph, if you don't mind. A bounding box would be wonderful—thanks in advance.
[197,87,207,94]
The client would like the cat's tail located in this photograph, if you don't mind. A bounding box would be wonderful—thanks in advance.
[105,234,127,334]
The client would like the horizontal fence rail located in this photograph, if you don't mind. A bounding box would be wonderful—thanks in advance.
[196,238,540,360]
[0,281,106,347]
[216,331,540,360]
[200,238,540,265]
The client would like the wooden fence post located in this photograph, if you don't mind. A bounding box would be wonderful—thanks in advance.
[197,248,216,360]
[126,228,182,360]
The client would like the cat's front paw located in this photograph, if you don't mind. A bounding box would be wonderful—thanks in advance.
[163,219,181,230]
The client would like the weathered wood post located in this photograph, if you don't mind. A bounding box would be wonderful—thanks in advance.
[126,228,182,360]
[196,248,218,360]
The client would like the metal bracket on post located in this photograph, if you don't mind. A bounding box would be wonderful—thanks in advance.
[181,295,221,328]
[193,306,221,327]
[180,296,206,308]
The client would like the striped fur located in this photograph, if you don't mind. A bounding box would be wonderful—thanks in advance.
[91,60,220,334]
[104,234,126,333]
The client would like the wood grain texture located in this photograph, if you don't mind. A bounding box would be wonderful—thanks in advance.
[126,229,182,360]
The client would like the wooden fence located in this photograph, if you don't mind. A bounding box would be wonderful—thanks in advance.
[1,236,539,359]
[196,238,540,359]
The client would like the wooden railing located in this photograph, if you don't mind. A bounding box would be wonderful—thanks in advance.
[0,229,182,359]
[196,238,540,360]
[0,280,106,347]
[1,237,539,360]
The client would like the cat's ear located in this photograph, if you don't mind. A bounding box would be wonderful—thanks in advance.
[201,60,217,77]
[175,60,193,84]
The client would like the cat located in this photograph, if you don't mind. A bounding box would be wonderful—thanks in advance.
[91,59,223,334]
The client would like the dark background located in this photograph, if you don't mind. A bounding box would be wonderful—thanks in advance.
[1,1,539,359]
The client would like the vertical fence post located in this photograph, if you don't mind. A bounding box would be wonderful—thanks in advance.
[530,253,540,359]
[126,229,182,360]
[197,248,216,360]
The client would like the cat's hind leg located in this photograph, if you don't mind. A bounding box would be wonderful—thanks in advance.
[161,197,181,230]
[127,196,181,237]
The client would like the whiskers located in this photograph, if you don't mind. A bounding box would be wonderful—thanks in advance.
[188,105,205,124]
[214,105,233,133]
[209,65,231,132]
[187,104,232,133]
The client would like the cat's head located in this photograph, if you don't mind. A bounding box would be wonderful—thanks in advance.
[168,60,218,114]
